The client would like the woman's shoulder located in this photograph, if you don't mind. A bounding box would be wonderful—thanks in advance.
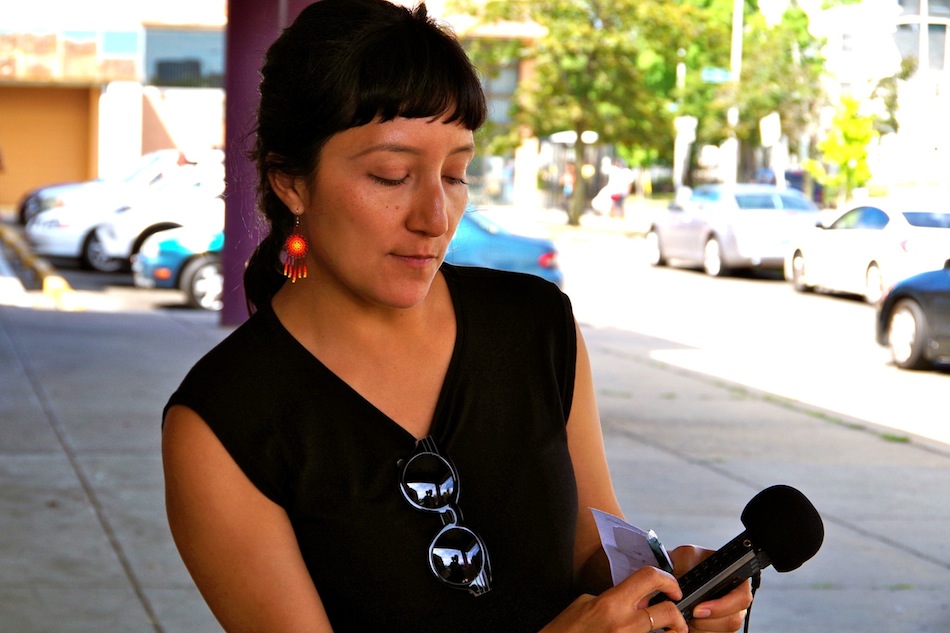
[167,306,296,412]
[442,263,573,337]
[191,307,285,374]
[442,262,566,306]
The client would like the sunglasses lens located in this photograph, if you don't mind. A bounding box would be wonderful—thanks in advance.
[402,452,456,510]
[430,526,486,585]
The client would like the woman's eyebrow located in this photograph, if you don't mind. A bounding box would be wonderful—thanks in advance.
[350,142,475,159]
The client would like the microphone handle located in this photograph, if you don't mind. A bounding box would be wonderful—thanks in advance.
[649,532,771,620]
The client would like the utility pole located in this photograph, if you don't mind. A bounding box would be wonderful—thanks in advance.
[722,0,744,184]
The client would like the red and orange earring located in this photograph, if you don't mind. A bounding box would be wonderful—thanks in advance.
[283,212,309,282]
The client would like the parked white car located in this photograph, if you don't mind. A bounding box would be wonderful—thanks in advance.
[17,149,193,226]
[25,154,223,272]
[785,199,950,303]
[95,168,224,263]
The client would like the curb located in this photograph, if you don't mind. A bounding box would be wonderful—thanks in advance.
[0,224,80,310]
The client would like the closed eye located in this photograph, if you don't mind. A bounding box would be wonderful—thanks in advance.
[370,174,408,187]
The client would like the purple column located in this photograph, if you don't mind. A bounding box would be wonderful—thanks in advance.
[221,0,312,326]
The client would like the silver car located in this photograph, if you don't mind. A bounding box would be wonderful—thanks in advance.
[644,183,821,276]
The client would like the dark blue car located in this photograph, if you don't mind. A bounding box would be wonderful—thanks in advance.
[133,209,563,310]
[876,259,950,370]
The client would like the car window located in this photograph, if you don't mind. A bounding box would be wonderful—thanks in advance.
[856,207,889,229]
[735,193,777,209]
[830,209,861,229]
[463,211,504,235]
[902,212,950,228]
[778,192,817,211]
[690,188,721,204]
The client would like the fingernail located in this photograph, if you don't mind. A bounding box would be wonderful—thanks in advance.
[693,608,712,618]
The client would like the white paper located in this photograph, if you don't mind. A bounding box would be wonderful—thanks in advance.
[591,508,675,586]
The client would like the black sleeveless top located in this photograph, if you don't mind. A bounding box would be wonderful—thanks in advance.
[165,264,579,632]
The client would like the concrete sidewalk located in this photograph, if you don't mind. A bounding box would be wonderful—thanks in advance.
[1,302,949,632]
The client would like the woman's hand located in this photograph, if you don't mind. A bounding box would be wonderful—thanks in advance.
[542,566,687,633]
[669,545,753,633]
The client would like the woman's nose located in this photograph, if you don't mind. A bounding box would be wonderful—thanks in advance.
[407,181,449,236]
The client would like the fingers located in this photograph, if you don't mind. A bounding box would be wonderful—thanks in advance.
[667,544,754,632]
[580,567,687,632]
[688,609,748,633]
[668,544,708,577]
[689,579,753,632]
[641,601,688,633]
[610,567,686,633]
[543,565,689,633]
[609,565,682,606]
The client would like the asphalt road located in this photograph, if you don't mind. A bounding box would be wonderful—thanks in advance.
[553,227,949,447]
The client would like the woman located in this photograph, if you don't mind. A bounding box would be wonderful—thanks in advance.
[162,1,751,631]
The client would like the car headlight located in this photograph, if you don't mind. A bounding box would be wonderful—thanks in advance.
[39,198,64,212]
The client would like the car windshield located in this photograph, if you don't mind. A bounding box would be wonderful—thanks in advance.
[463,210,506,235]
[118,153,175,185]
[735,193,776,209]
[902,212,950,228]
[779,193,817,211]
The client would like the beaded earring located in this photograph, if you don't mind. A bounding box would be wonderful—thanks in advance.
[282,213,309,282]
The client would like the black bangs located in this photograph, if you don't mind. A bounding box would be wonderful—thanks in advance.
[345,17,487,130]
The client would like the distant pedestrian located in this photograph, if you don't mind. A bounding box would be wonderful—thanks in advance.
[561,162,576,209]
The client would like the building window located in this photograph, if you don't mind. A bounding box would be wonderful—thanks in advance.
[931,23,948,70]
[483,63,518,125]
[894,2,950,74]
[900,0,921,16]
[895,22,921,63]
[144,27,223,87]
[932,0,950,17]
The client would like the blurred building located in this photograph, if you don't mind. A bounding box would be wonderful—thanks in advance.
[0,0,226,208]
[813,0,950,192]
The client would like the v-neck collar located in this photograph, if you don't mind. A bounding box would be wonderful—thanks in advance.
[260,265,465,443]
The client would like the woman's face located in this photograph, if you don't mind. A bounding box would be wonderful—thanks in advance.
[290,115,475,310]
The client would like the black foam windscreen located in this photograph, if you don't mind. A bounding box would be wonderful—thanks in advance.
[740,484,824,572]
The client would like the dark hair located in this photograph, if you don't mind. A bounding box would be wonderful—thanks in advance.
[244,0,488,312]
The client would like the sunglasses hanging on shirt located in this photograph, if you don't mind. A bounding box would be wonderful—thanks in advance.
[398,436,492,596]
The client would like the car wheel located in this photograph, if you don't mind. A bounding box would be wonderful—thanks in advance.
[864,263,885,304]
[181,255,224,311]
[644,230,666,266]
[80,231,124,272]
[790,251,811,292]
[703,237,727,277]
[887,299,930,370]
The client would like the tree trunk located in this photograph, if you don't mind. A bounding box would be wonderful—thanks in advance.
[567,138,586,226]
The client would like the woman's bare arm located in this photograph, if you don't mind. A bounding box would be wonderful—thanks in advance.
[162,405,333,633]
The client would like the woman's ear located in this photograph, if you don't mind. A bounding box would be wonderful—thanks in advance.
[268,167,308,212]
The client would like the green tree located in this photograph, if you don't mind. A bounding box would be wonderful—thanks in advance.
[706,1,826,181]
[804,96,878,203]
[455,0,712,225]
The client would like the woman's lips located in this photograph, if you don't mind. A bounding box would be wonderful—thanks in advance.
[392,253,439,269]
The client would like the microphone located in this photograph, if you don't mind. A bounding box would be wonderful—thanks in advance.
[650,484,824,620]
